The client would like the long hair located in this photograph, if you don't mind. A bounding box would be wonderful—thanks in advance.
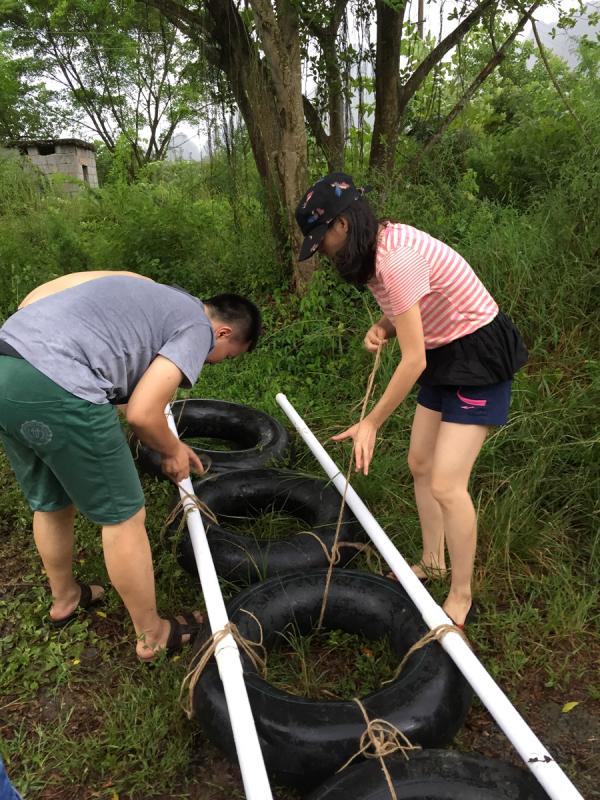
[332,198,380,285]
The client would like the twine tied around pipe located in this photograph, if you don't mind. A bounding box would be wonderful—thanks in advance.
[338,698,421,800]
[382,623,472,686]
[179,609,267,719]
[164,486,219,530]
[318,342,383,628]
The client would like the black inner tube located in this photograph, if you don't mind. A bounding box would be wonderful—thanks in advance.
[134,400,290,478]
[306,750,552,800]
[175,470,367,583]
[172,400,278,453]
[193,570,473,790]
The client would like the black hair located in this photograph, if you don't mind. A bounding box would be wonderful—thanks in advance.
[204,293,262,352]
[332,197,379,285]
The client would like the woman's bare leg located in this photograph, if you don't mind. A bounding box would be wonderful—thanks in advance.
[407,404,447,578]
[429,422,488,625]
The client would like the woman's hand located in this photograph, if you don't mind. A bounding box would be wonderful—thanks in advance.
[331,418,379,476]
[364,323,389,353]
[161,441,205,484]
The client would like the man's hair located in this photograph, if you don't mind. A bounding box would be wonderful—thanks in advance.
[333,198,379,285]
[204,293,262,351]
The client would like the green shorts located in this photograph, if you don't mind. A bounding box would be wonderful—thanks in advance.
[0,357,145,525]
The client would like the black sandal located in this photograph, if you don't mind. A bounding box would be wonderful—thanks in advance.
[50,581,104,628]
[447,602,479,630]
[164,611,205,656]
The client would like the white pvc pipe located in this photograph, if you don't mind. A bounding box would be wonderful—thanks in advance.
[165,405,273,800]
[276,393,584,800]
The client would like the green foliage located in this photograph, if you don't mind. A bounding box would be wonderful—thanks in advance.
[3,0,209,162]
[0,33,56,140]
[0,153,281,318]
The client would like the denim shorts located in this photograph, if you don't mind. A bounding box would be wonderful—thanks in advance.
[417,380,513,426]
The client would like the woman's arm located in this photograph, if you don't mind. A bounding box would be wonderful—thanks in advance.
[367,304,426,426]
[333,303,426,474]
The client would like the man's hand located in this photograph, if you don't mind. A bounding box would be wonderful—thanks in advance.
[161,441,205,484]
[364,322,390,353]
[331,418,379,476]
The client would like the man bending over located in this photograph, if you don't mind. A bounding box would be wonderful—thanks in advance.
[0,271,261,662]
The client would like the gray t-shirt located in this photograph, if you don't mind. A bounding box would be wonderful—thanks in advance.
[0,276,214,404]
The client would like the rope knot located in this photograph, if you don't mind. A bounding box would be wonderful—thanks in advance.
[382,623,471,686]
[357,717,417,761]
[179,610,266,719]
[338,698,421,800]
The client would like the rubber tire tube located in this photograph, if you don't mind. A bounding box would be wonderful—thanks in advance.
[174,468,367,583]
[133,399,289,478]
[306,749,551,799]
[193,569,473,791]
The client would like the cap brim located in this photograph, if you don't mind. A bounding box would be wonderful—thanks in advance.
[298,222,329,261]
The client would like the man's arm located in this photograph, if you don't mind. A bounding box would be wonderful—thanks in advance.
[126,356,204,483]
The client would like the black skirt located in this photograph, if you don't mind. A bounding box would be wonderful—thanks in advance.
[418,312,528,387]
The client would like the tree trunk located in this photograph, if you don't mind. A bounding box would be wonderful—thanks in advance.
[370,0,499,175]
[301,2,349,172]
[317,28,346,171]
[249,0,311,290]
[147,0,313,292]
[369,0,404,175]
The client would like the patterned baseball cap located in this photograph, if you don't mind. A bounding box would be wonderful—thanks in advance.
[295,172,366,261]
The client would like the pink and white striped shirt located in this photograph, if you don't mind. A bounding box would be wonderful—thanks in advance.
[368,223,498,348]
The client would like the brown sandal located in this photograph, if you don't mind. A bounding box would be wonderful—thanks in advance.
[164,611,205,656]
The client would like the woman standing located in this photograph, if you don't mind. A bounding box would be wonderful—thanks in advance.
[295,173,527,628]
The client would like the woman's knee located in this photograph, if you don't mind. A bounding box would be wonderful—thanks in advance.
[407,449,432,482]
[429,480,469,508]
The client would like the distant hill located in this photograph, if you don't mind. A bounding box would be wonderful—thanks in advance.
[166,133,203,162]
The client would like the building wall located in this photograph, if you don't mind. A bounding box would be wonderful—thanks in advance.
[26,143,98,192]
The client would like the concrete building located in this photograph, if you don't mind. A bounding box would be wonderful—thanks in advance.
[8,139,98,191]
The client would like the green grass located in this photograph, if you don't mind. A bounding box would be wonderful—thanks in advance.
[223,507,311,541]
[185,435,239,451]
[266,626,398,700]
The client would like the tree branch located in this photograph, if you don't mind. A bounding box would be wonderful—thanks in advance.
[249,0,286,101]
[531,17,592,144]
[303,93,331,152]
[399,0,497,114]
[407,3,541,170]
